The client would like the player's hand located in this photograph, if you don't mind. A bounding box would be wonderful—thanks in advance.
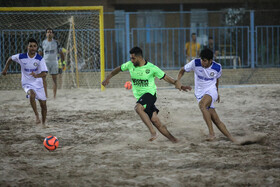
[175,80,182,91]
[1,71,7,76]
[101,79,109,87]
[181,85,192,92]
[217,94,220,103]
[29,71,37,78]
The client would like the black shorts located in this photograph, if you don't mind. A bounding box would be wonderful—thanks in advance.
[58,68,63,74]
[136,93,159,119]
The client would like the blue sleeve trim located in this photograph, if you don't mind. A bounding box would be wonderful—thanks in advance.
[194,59,201,67]
[211,62,221,72]
[19,53,28,59]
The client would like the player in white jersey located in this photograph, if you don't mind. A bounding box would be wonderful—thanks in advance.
[39,28,64,99]
[2,38,48,125]
[176,48,236,143]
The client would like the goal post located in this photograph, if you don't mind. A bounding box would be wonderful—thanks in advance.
[0,6,105,90]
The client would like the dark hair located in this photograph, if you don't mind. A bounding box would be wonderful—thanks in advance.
[129,46,143,57]
[208,36,213,40]
[46,28,54,33]
[200,48,213,60]
[27,38,38,46]
[191,33,196,36]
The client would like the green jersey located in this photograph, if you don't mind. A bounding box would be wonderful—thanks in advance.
[121,61,165,100]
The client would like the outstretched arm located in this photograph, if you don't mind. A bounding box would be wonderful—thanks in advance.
[176,67,192,91]
[102,66,121,87]
[216,78,220,103]
[1,57,13,76]
[163,74,191,92]
[30,71,47,78]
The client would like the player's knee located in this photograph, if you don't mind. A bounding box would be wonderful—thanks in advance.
[40,102,47,110]
[151,116,159,124]
[198,101,208,111]
[134,104,144,114]
[29,90,36,99]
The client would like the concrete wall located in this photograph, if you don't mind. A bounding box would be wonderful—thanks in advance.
[0,68,279,90]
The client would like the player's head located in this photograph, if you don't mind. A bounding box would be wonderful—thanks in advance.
[208,37,214,45]
[46,28,54,39]
[191,33,197,42]
[200,48,213,68]
[129,47,143,66]
[27,38,38,55]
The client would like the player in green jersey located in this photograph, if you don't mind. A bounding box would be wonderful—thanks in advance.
[102,47,191,143]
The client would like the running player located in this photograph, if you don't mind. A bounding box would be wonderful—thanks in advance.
[102,46,191,143]
[1,38,48,125]
[39,28,64,99]
[176,48,236,142]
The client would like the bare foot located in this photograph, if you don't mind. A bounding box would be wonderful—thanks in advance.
[172,138,179,143]
[35,116,41,124]
[206,135,216,141]
[149,134,159,141]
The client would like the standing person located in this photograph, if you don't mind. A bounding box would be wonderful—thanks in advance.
[58,47,67,89]
[39,28,64,99]
[1,38,48,125]
[176,48,236,142]
[102,47,191,143]
[185,33,201,63]
[204,37,219,60]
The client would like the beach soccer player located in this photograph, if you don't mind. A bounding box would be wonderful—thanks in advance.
[1,38,48,125]
[102,46,191,143]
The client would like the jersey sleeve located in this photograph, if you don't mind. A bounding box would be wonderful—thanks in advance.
[11,54,21,64]
[153,65,165,79]
[38,58,48,73]
[184,59,195,72]
[38,41,43,52]
[120,61,132,71]
[56,40,62,53]
[217,66,222,79]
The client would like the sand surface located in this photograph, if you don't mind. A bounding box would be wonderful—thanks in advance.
[0,84,280,186]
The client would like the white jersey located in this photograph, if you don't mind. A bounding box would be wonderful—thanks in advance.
[39,39,61,63]
[11,53,48,89]
[184,58,222,99]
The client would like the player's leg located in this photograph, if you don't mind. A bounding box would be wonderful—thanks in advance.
[28,90,41,124]
[58,68,62,89]
[51,74,57,98]
[209,108,236,142]
[42,76,48,98]
[134,103,157,141]
[150,112,178,143]
[198,94,215,140]
[38,100,47,125]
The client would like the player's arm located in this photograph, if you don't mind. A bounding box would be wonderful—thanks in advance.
[1,57,13,76]
[59,50,65,62]
[216,78,220,103]
[176,67,192,91]
[102,66,121,87]
[29,71,47,78]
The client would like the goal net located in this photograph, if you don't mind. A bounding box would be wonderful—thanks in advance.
[0,7,105,90]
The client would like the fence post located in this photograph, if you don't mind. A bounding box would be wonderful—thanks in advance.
[125,13,130,61]
[250,10,255,68]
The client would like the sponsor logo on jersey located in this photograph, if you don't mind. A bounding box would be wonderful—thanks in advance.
[145,69,150,74]
[132,78,149,87]
[210,72,214,77]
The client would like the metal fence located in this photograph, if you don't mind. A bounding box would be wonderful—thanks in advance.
[1,10,280,73]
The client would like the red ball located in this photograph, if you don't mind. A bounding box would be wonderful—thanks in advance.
[124,81,132,90]
[43,136,59,151]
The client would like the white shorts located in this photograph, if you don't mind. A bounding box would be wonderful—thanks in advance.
[23,85,47,101]
[196,87,218,109]
[46,61,58,75]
